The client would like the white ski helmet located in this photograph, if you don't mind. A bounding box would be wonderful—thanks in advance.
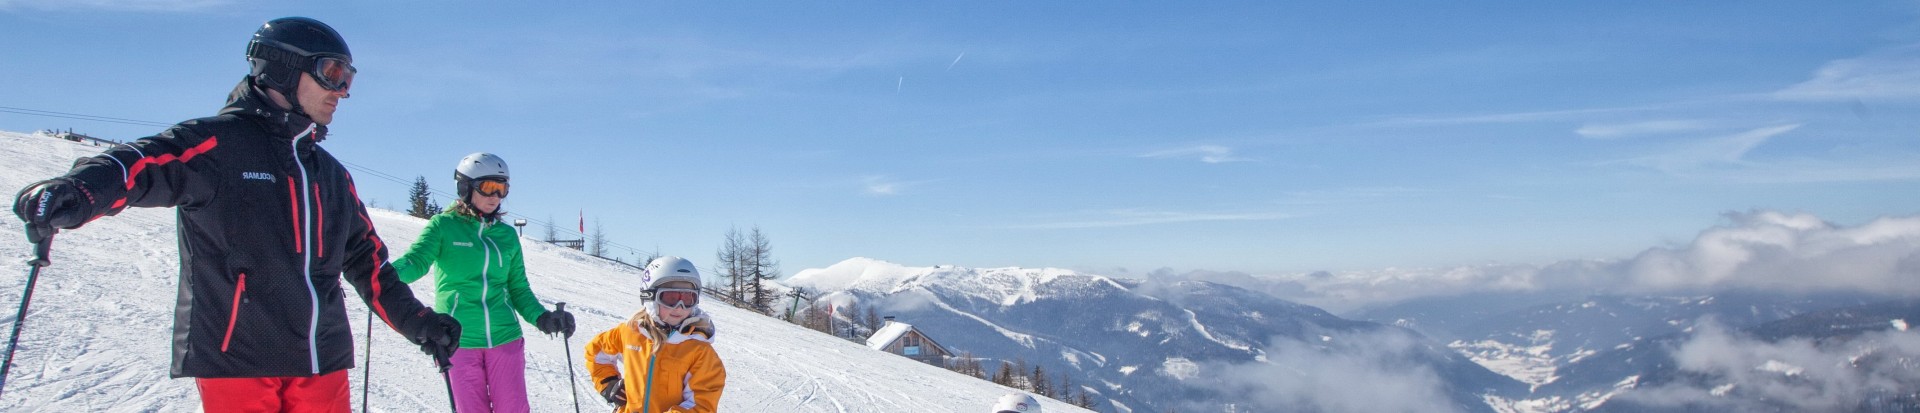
[642,256,702,292]
[992,393,1040,413]
[453,152,509,197]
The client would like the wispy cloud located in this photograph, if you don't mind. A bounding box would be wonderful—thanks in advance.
[1773,47,1920,101]
[1140,145,1251,163]
[946,52,965,71]
[0,0,228,11]
[1574,119,1719,139]
[862,175,932,196]
[1369,105,1663,127]
[1618,124,1800,172]
[1188,330,1466,413]
[1016,208,1293,229]
[1248,210,1920,311]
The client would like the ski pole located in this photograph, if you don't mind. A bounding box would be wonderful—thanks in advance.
[441,369,456,413]
[558,302,580,413]
[361,307,372,413]
[0,232,54,399]
[438,352,456,413]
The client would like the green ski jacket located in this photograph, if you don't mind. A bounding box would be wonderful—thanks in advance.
[395,210,548,349]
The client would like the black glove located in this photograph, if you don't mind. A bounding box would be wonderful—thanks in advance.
[599,375,627,405]
[13,178,93,244]
[536,309,575,336]
[400,309,461,371]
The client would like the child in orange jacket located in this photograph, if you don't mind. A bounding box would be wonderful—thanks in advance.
[584,256,726,413]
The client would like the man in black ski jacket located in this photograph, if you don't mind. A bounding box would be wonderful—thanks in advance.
[11,17,461,411]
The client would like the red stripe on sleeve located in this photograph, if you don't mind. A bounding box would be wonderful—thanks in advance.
[346,181,395,328]
[123,136,219,190]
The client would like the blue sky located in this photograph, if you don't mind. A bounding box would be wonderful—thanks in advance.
[4,1,1919,278]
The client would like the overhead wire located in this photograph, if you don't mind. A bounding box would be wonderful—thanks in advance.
[2,105,655,261]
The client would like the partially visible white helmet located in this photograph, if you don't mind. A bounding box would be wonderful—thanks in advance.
[992,393,1040,413]
[453,152,509,196]
[642,256,702,291]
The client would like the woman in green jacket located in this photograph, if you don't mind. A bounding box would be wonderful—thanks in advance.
[395,152,574,413]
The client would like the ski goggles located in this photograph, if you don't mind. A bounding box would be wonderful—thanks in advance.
[654,288,700,309]
[474,178,509,198]
[310,55,356,93]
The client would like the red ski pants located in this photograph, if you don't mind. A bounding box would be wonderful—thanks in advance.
[195,370,350,413]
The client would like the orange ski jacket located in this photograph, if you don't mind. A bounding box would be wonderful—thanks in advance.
[584,308,726,413]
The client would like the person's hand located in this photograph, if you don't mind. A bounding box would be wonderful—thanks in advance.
[13,178,92,244]
[536,308,575,337]
[598,375,627,405]
[401,309,461,371]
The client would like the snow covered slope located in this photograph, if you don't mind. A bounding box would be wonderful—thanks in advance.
[0,130,1087,413]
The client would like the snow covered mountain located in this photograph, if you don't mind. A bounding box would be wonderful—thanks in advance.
[1357,289,1912,412]
[0,130,1090,412]
[787,257,1528,413]
[1548,299,1920,412]
[1363,292,1888,390]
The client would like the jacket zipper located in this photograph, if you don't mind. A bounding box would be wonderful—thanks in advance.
[290,125,322,374]
[478,222,494,348]
[221,273,248,352]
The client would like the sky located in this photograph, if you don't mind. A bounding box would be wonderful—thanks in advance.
[4,1,1920,278]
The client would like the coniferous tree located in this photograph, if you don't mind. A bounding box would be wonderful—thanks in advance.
[406,176,440,218]
[1057,371,1076,405]
[992,361,1016,387]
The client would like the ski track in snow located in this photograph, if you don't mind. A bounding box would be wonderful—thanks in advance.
[0,131,1090,413]
[1181,308,1251,352]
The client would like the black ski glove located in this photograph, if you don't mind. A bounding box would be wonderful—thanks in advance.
[13,178,93,244]
[599,375,627,405]
[400,309,461,371]
[535,309,575,337]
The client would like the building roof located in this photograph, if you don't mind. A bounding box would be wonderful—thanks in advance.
[866,321,915,351]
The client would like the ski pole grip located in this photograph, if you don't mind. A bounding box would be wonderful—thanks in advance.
[26,233,52,268]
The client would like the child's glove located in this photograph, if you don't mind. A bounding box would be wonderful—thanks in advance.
[599,375,627,405]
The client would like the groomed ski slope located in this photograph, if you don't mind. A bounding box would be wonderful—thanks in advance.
[0,131,1087,413]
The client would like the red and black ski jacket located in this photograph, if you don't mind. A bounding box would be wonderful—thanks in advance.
[54,79,439,378]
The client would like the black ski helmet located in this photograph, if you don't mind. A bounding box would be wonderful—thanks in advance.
[246,17,350,102]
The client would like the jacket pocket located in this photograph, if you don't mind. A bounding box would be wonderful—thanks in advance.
[222,272,247,352]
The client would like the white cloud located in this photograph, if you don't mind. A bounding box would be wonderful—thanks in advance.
[1016,208,1293,229]
[1188,330,1465,413]
[1619,321,1920,411]
[1245,210,1920,311]
[862,175,908,196]
[1574,119,1718,139]
[1140,145,1251,163]
[1774,47,1920,101]
[1621,210,1920,295]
